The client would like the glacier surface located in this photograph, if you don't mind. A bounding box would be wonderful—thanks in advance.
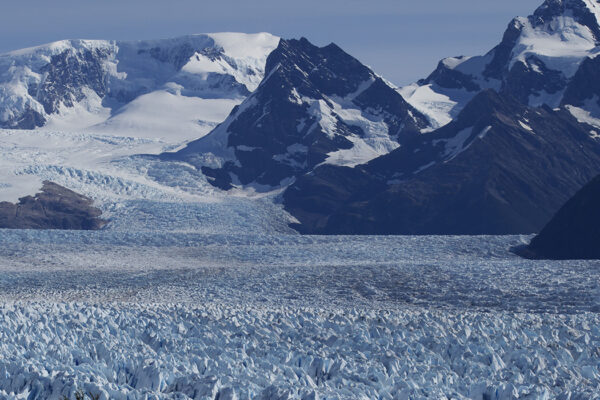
[0,233,598,399]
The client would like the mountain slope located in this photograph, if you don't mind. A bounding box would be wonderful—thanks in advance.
[402,0,600,129]
[273,0,600,235]
[168,38,430,190]
[518,174,600,259]
[0,33,279,139]
[283,90,600,234]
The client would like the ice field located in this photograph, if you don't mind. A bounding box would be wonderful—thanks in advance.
[0,123,599,398]
[0,232,599,399]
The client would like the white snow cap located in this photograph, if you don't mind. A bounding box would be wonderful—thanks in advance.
[0,33,280,135]
[400,0,600,129]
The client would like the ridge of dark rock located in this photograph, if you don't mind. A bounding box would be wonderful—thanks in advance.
[0,181,107,230]
[516,174,600,259]
[171,37,430,190]
[283,90,600,234]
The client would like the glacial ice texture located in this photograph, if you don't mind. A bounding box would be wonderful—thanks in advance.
[0,233,599,399]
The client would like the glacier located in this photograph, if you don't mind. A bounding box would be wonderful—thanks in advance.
[0,232,598,399]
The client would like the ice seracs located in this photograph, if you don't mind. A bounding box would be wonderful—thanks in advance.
[0,233,599,398]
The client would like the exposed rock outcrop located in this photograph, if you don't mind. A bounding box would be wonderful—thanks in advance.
[0,181,106,230]
[517,175,600,259]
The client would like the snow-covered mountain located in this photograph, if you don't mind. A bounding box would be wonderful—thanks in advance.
[277,0,600,234]
[0,33,279,140]
[168,38,430,190]
[284,90,600,234]
[401,0,600,129]
[2,0,600,235]
[0,33,296,232]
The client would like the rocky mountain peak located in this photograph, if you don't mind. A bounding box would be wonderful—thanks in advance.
[403,0,600,130]
[171,37,430,190]
[533,0,600,36]
[263,38,375,99]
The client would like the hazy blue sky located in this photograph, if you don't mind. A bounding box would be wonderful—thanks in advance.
[1,0,541,85]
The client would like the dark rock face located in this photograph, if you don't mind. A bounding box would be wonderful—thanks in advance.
[518,175,600,259]
[3,107,47,130]
[283,90,600,234]
[533,0,600,39]
[562,56,600,108]
[0,181,107,230]
[502,55,567,105]
[172,38,429,189]
[483,17,525,81]
[420,58,481,92]
[38,48,110,115]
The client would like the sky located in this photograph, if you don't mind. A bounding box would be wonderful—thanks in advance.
[1,0,542,86]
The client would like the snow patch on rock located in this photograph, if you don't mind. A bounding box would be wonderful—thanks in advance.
[510,16,599,78]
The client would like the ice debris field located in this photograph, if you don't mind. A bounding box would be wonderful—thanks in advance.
[0,232,599,399]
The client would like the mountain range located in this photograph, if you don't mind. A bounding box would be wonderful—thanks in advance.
[167,38,430,190]
[1,0,600,235]
[0,33,278,139]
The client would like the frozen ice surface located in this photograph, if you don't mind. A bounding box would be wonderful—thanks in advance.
[0,233,599,398]
[0,108,598,400]
[0,128,298,234]
[3,303,600,400]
